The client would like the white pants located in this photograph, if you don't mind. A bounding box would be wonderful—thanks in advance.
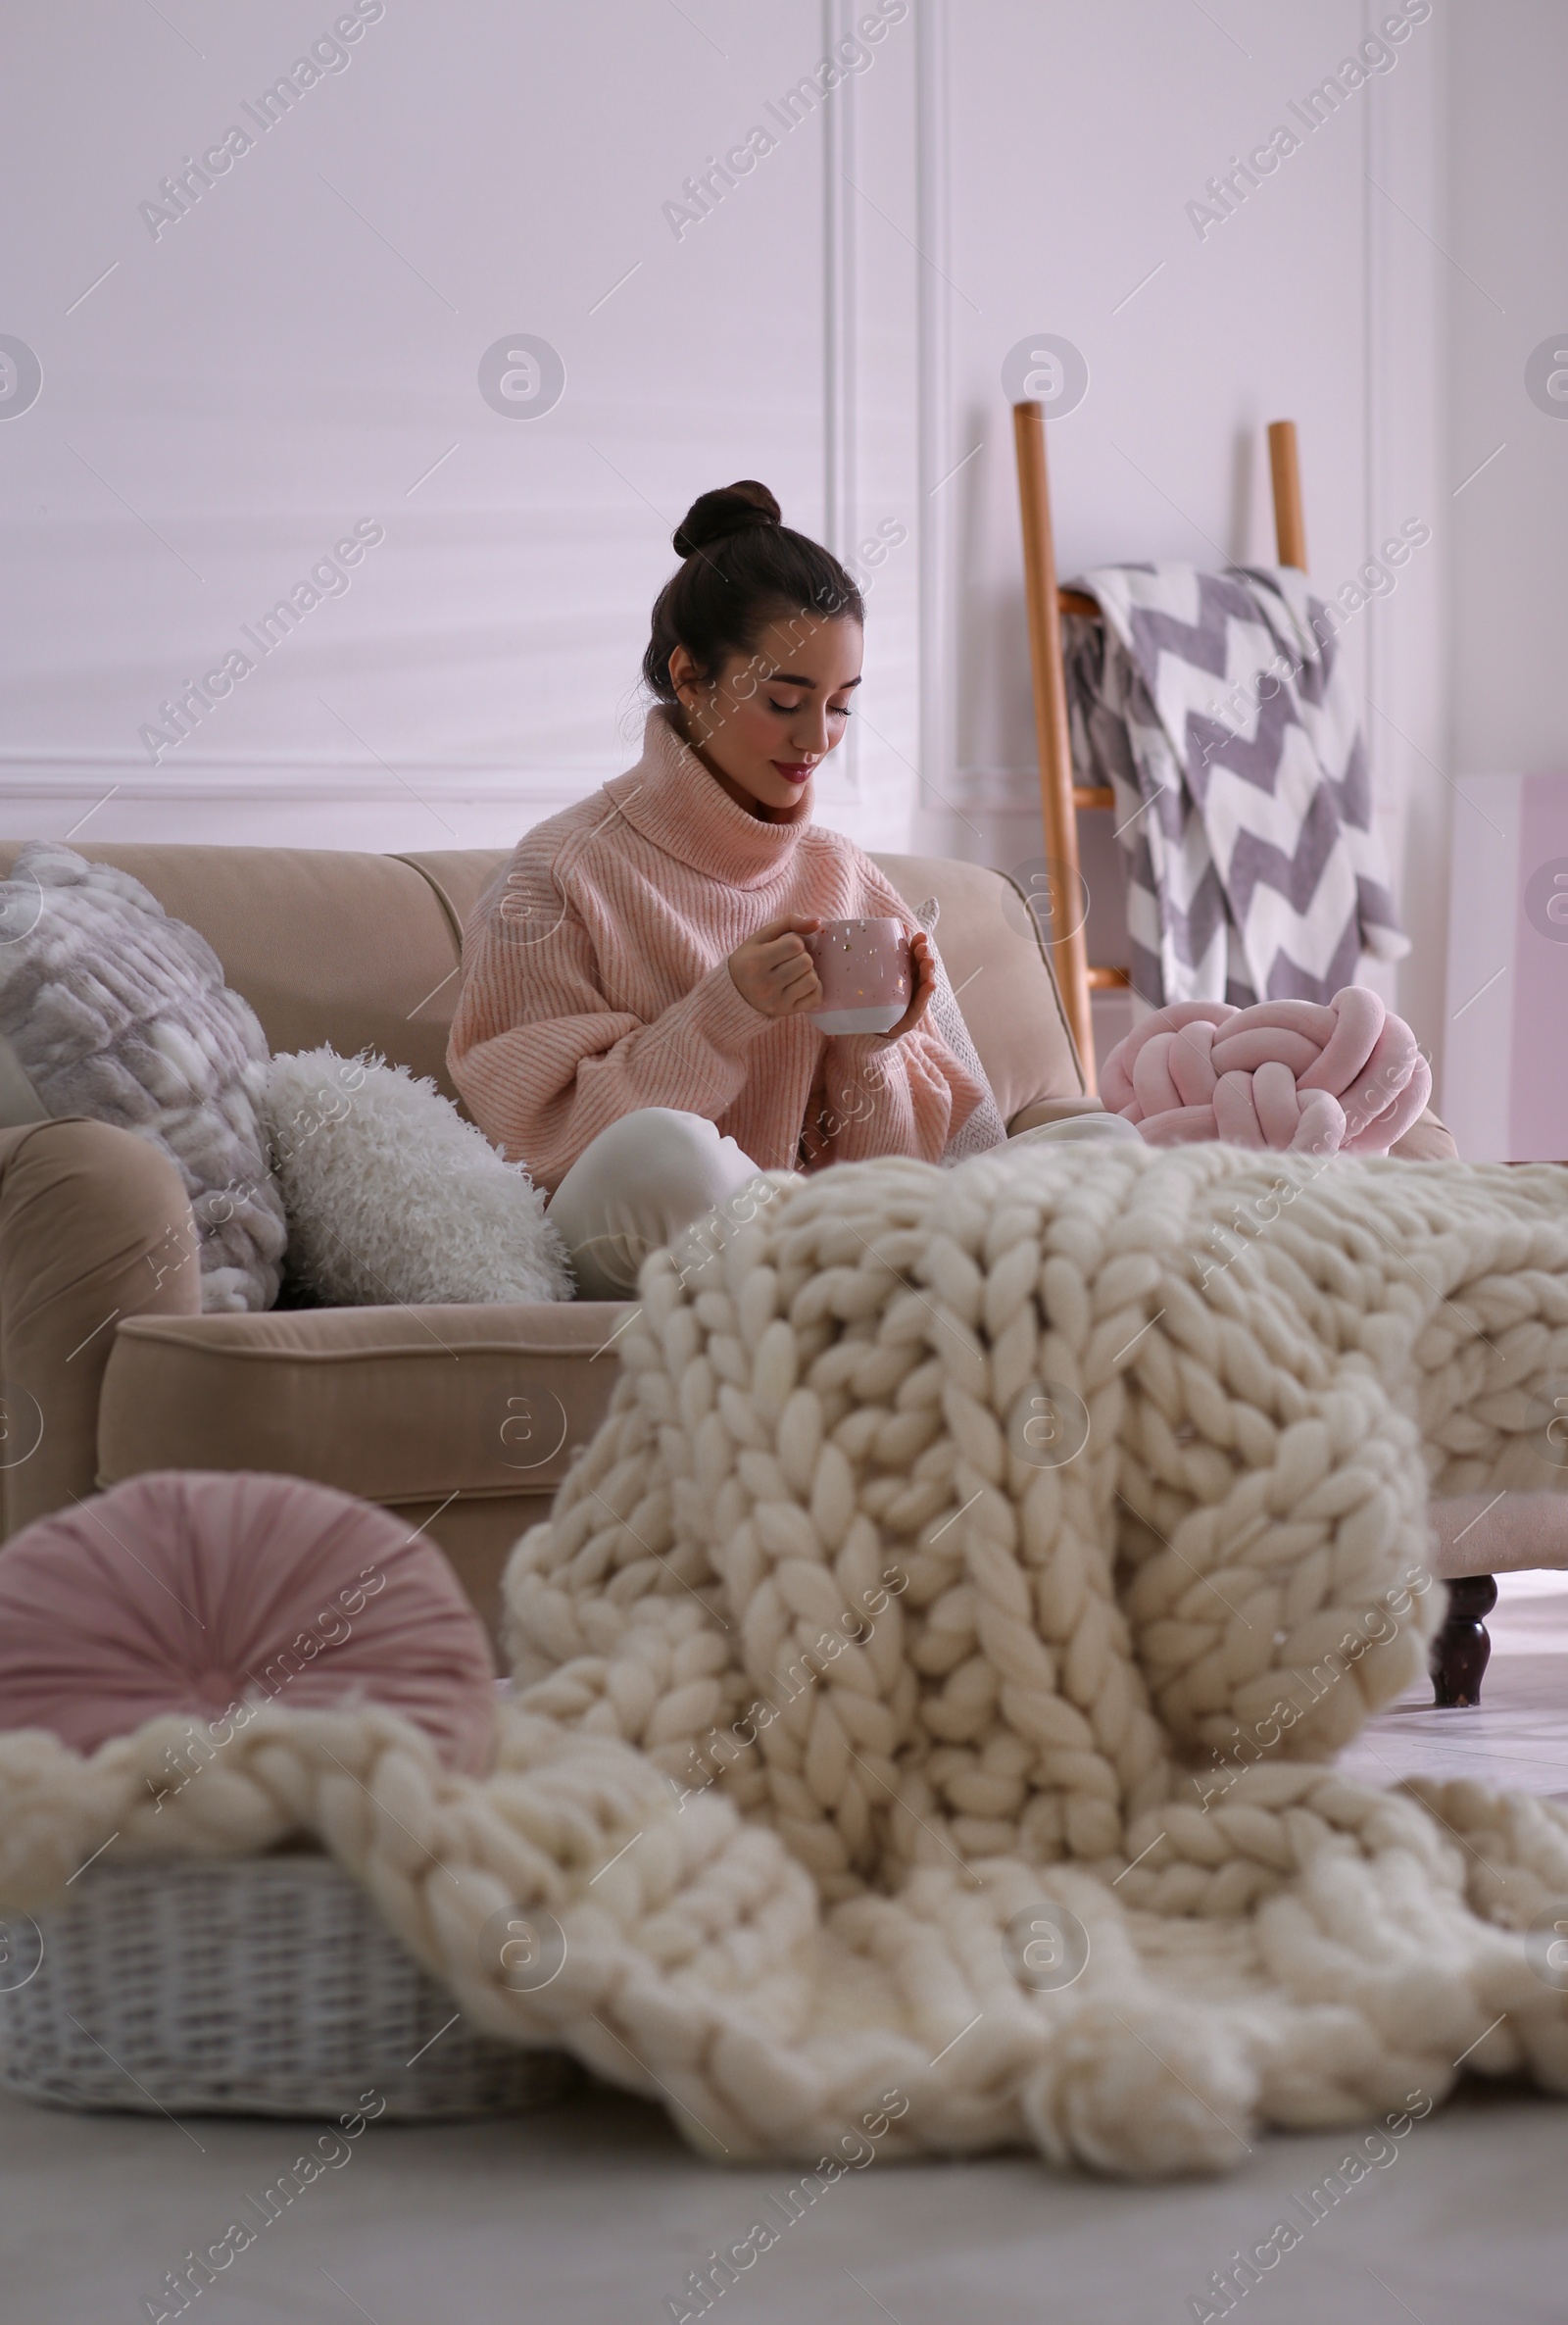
[546,1109,765,1300]
[1008,1112,1144,1149]
[546,1104,1143,1300]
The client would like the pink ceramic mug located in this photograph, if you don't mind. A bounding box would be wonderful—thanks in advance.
[804,917,912,1035]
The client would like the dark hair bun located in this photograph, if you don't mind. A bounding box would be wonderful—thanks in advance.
[672,480,781,559]
[642,482,862,705]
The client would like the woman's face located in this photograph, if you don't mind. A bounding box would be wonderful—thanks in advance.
[669,613,863,822]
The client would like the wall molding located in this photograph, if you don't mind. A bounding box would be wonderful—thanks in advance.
[821,0,858,568]
[914,0,953,807]
[821,0,860,792]
[0,757,607,796]
[35,756,1018,822]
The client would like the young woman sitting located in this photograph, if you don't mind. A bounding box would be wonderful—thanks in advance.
[448,480,987,1298]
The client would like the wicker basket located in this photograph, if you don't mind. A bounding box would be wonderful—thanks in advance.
[0,1854,577,2121]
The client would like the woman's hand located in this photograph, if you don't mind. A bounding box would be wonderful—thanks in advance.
[728,915,824,1019]
[880,929,936,1040]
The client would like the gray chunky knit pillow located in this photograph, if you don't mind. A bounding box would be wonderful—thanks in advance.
[0,844,285,1311]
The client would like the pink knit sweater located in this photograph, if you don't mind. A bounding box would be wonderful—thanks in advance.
[448,708,984,1191]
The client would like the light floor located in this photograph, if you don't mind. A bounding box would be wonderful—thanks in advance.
[7,1576,1568,2325]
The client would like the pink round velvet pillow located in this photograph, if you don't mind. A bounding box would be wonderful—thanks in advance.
[0,1472,497,1774]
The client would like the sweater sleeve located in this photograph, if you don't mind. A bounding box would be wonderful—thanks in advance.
[808,1024,985,1166]
[447,867,768,1192]
[799,851,987,1166]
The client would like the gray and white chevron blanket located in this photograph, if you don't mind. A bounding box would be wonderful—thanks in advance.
[1064,565,1408,1011]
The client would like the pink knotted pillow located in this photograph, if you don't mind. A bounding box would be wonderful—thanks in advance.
[1100,986,1431,1156]
[0,1471,497,1773]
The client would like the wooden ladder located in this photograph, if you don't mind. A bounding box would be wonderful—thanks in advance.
[1011,408,1308,1091]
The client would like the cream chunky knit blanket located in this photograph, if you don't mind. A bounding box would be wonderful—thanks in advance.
[7,1143,1568,2177]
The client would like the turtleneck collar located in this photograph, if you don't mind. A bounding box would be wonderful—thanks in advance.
[608,707,810,889]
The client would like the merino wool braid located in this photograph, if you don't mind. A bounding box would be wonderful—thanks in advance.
[7,1144,1568,2177]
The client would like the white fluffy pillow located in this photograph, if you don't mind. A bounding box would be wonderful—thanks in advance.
[263,1048,573,1306]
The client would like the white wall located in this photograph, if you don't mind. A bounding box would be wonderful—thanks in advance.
[1,0,922,851]
[1440,0,1568,1149]
[919,0,1449,1070]
[0,1,1458,1069]
[1446,0,1568,776]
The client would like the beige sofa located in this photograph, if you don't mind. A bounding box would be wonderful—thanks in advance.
[0,842,1107,1631]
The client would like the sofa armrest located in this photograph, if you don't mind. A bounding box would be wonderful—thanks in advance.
[1391,1108,1458,1162]
[1006,1096,1111,1137]
[1005,1098,1460,1161]
[1429,1491,1568,1579]
[0,1117,200,1541]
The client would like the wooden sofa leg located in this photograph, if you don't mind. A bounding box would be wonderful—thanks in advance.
[1430,1575,1498,1707]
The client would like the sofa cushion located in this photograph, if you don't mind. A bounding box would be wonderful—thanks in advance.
[874,853,1084,1123]
[98,1302,633,1509]
[0,844,465,1095]
[0,843,1084,1129]
[398,847,1086,1127]
[0,844,286,1312]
